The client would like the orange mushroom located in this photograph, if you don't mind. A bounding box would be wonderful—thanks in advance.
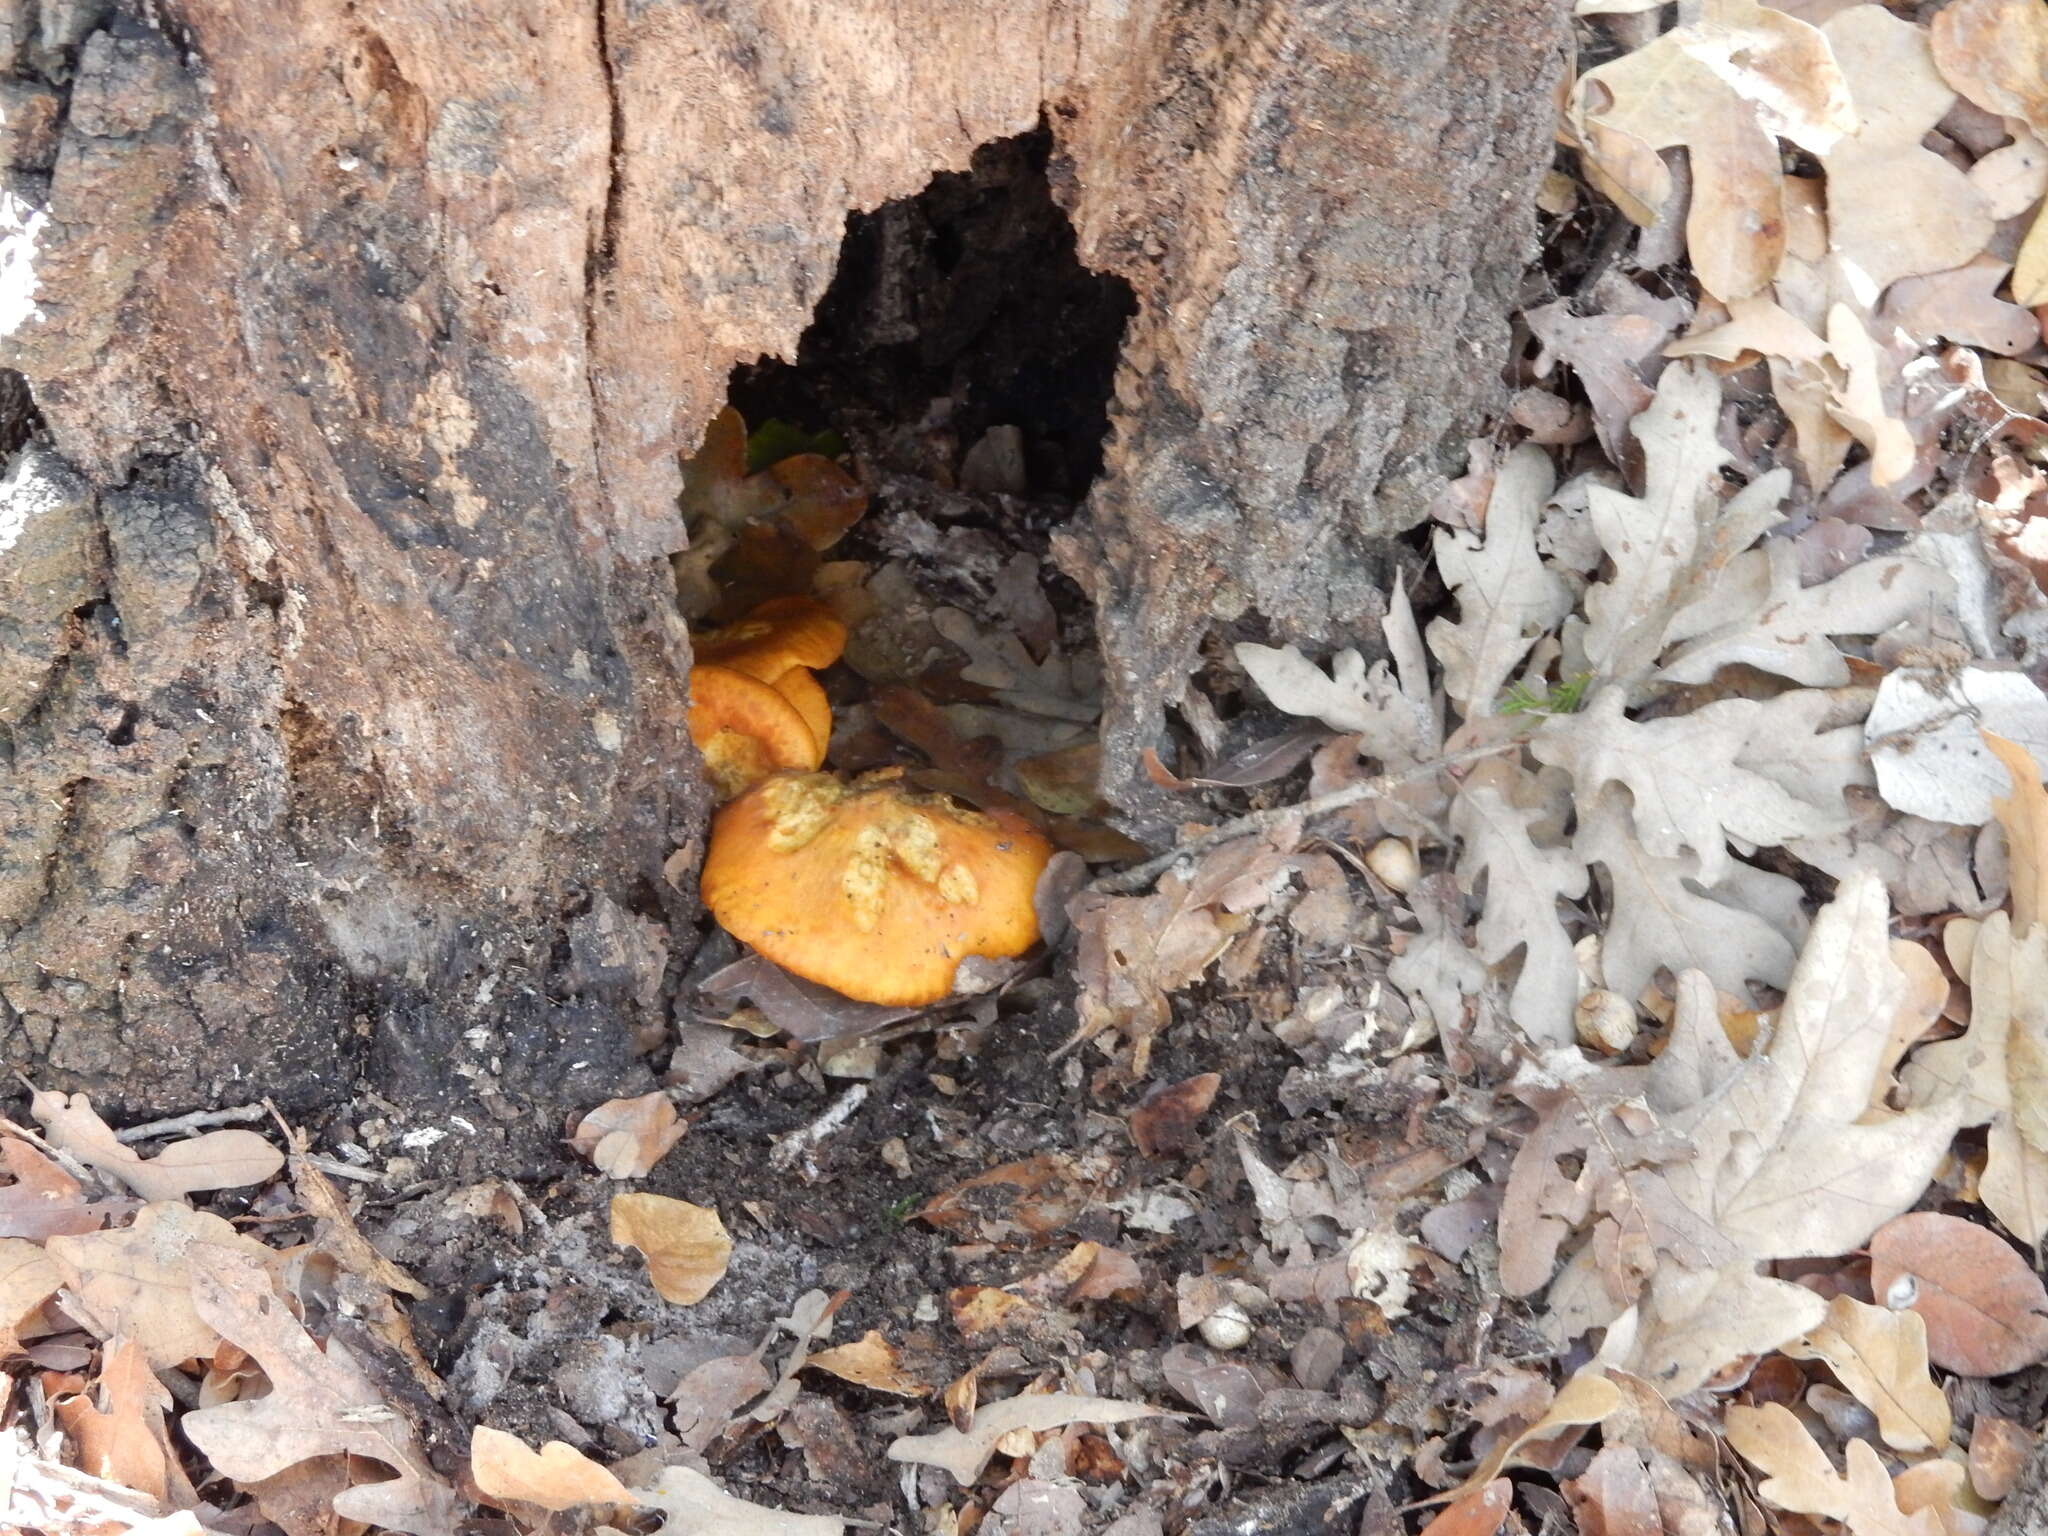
[771,667,832,757]
[700,769,1054,1005]
[688,664,825,802]
[693,596,846,683]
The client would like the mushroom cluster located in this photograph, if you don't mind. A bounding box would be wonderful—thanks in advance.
[680,426,1060,1006]
[700,769,1053,1006]
[685,597,846,802]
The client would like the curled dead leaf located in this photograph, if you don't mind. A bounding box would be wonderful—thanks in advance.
[610,1193,733,1305]
[470,1425,629,1511]
[569,1093,687,1180]
[804,1330,929,1397]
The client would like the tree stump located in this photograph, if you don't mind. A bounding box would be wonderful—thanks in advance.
[0,0,1565,1113]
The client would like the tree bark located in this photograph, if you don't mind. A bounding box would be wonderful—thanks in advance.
[0,0,1565,1113]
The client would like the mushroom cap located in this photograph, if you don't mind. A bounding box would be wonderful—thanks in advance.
[688,665,826,801]
[694,596,847,683]
[770,666,832,757]
[701,770,1054,1005]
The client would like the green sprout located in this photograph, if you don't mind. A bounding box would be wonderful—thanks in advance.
[1497,671,1593,717]
[882,1193,922,1226]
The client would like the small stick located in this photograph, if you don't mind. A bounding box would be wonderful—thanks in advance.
[1091,741,1517,897]
[113,1102,267,1144]
[769,1084,869,1173]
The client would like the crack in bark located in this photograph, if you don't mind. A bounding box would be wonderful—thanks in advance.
[584,0,624,514]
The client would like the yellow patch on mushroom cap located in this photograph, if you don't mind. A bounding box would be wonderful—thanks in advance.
[701,769,1053,1005]
[687,665,826,802]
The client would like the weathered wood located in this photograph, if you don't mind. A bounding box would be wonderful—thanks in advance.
[0,0,1564,1111]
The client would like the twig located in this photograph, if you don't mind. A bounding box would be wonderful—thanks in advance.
[1091,741,1518,897]
[113,1102,266,1144]
[769,1084,868,1173]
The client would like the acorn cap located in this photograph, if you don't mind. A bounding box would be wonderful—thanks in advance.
[694,596,847,683]
[770,667,832,758]
[700,770,1054,1005]
[688,665,826,801]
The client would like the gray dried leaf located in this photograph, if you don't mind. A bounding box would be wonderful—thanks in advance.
[1425,445,1574,713]
[1452,759,1589,1046]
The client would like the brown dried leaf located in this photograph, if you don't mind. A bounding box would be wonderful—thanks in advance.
[30,1091,283,1203]
[1931,0,2048,140]
[1903,910,2048,1242]
[634,1464,845,1534]
[1986,733,2048,934]
[610,1193,732,1305]
[0,1138,113,1240]
[470,1425,629,1511]
[1969,1415,2038,1501]
[1819,7,1993,293]
[55,1338,179,1506]
[1069,832,1297,1072]
[1568,0,1853,300]
[0,1238,58,1358]
[46,1203,279,1369]
[804,1330,929,1397]
[569,1093,688,1180]
[1128,1073,1220,1158]
[1726,1403,1943,1535]
[1869,1211,2048,1377]
[1435,1370,1622,1507]
[1783,1294,1952,1452]
[180,1247,462,1535]
[288,1150,426,1300]
[885,1392,1164,1485]
[1418,1479,1511,1536]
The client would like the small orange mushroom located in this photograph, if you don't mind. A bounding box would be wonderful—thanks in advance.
[688,665,825,801]
[700,770,1054,1005]
[693,596,846,683]
[770,667,832,757]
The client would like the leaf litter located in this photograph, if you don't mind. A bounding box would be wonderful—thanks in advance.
[14,5,2048,1533]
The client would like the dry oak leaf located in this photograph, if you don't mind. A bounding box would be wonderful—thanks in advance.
[54,1337,182,1506]
[634,1464,845,1535]
[1577,361,1737,681]
[0,1136,115,1240]
[1534,688,1847,889]
[470,1425,629,1511]
[1658,537,1952,688]
[1902,911,2048,1244]
[1824,303,1916,487]
[0,1236,59,1356]
[1784,1294,1952,1452]
[1451,757,1588,1048]
[1597,874,1963,1392]
[886,1391,1165,1484]
[570,1092,687,1180]
[30,1090,284,1202]
[1424,443,1573,713]
[1068,830,1297,1074]
[1571,788,1801,1007]
[804,1330,930,1397]
[1987,732,2048,936]
[1819,5,1994,295]
[1930,0,2048,142]
[46,1202,279,1369]
[1418,1479,1511,1536]
[610,1193,732,1304]
[180,1246,462,1536]
[1433,1369,1624,1508]
[1568,0,1853,301]
[1869,1211,2048,1377]
[1726,1402,1943,1535]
